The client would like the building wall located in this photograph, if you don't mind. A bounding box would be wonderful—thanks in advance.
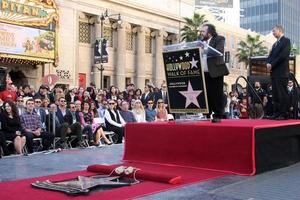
[53,0,194,90]
[240,0,300,48]
[52,0,284,94]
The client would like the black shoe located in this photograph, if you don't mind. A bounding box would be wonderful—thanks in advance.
[274,115,288,120]
[211,118,221,123]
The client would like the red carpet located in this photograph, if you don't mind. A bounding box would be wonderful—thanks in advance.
[0,163,227,200]
[124,119,300,175]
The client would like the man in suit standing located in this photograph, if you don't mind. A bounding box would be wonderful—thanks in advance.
[267,25,290,120]
[200,24,229,122]
[141,84,154,107]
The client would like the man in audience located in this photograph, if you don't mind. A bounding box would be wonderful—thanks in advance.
[145,100,156,122]
[55,97,84,148]
[20,98,54,153]
[23,85,33,98]
[104,100,126,143]
[34,97,47,129]
[154,83,168,108]
[141,84,154,107]
[16,96,26,115]
[248,81,267,119]
[119,100,136,122]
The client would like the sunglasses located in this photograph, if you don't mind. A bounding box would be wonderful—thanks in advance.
[60,100,66,102]
[35,101,41,103]
[17,100,24,102]
[148,102,153,104]
[158,102,164,104]
[109,102,115,105]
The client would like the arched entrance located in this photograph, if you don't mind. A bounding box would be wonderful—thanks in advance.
[9,70,28,87]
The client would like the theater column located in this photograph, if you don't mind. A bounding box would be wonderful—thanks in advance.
[113,22,129,90]
[152,30,168,86]
[133,26,148,89]
[94,18,102,89]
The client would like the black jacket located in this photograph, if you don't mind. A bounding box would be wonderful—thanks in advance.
[267,36,291,78]
[207,35,229,78]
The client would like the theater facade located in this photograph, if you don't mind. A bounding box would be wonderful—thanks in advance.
[0,0,59,87]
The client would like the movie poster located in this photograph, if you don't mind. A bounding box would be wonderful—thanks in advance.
[0,22,55,59]
[163,47,208,113]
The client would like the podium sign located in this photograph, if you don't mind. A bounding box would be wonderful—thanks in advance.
[163,43,208,113]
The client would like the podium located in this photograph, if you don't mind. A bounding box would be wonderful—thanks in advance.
[162,40,223,114]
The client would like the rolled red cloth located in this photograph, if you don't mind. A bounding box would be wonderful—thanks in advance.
[87,164,182,185]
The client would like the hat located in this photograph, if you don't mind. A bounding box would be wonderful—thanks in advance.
[40,85,49,90]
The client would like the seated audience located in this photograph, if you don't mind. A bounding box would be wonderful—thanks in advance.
[156,99,168,121]
[131,99,146,122]
[119,100,136,123]
[104,100,126,143]
[55,98,84,148]
[1,101,26,154]
[145,100,156,122]
[20,99,54,153]
[80,101,111,145]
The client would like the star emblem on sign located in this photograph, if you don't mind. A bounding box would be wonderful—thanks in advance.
[190,57,198,69]
[179,81,202,108]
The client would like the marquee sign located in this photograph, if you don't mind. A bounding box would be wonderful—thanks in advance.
[0,0,58,27]
[0,22,55,59]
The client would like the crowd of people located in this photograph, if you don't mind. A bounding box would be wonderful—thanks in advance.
[224,80,299,120]
[0,77,171,157]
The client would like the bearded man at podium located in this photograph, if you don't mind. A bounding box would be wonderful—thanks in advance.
[200,24,229,123]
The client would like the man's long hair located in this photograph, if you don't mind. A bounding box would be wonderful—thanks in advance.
[204,24,218,37]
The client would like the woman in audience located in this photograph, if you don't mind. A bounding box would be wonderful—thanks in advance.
[79,101,111,145]
[77,86,85,102]
[41,98,50,115]
[156,99,168,121]
[82,90,91,102]
[107,86,118,101]
[90,101,99,118]
[125,89,135,103]
[134,89,142,100]
[1,101,26,154]
[131,99,146,122]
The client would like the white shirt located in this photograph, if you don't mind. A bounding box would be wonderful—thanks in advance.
[202,38,212,72]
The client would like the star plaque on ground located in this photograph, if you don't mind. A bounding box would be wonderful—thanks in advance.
[179,81,202,108]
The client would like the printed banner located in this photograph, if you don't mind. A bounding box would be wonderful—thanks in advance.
[163,47,208,113]
[195,0,233,8]
[0,22,55,59]
[94,38,108,64]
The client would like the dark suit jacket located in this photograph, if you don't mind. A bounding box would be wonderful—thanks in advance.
[141,92,154,106]
[64,111,81,126]
[207,35,229,78]
[267,36,290,78]
[154,90,168,104]
[56,108,70,124]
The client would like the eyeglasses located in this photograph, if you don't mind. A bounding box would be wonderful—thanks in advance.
[158,102,164,104]
[60,100,66,103]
